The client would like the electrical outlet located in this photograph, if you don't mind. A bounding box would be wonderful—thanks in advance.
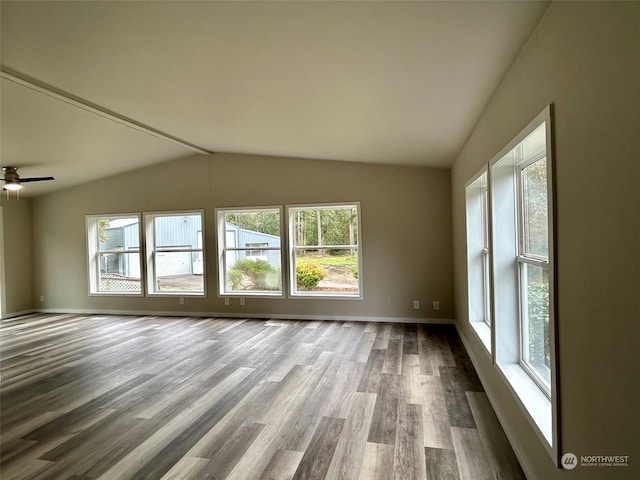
[413,300,420,309]
[40,295,45,303]
[240,298,245,306]
[179,297,184,305]
[224,298,230,306]
[433,300,440,311]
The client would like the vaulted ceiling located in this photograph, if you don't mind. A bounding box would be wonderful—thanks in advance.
[1,1,549,196]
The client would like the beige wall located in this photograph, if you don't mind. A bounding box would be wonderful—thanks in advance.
[1,200,34,316]
[452,2,640,479]
[29,153,453,322]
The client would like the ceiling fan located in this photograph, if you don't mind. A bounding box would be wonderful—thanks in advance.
[3,166,55,192]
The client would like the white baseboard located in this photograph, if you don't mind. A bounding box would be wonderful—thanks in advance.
[1,309,38,320]
[454,323,536,480]
[36,308,454,325]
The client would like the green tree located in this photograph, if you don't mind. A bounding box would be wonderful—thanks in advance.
[527,271,550,371]
[522,159,548,257]
[521,158,551,373]
[294,207,358,253]
[225,211,280,236]
[98,219,110,243]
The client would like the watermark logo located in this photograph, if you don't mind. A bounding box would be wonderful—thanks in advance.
[561,452,630,469]
[580,455,630,468]
[561,453,578,470]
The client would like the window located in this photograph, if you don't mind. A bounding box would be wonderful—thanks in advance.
[517,126,551,390]
[245,243,269,259]
[216,207,283,296]
[465,169,492,350]
[288,203,362,297]
[86,214,142,295]
[490,108,556,451]
[492,122,552,393]
[145,211,205,295]
[467,106,557,453]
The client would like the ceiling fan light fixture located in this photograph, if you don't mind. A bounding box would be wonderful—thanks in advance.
[2,166,55,197]
[4,182,23,191]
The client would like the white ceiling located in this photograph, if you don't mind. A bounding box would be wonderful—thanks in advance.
[0,1,549,197]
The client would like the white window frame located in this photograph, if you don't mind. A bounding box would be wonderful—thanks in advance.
[465,168,492,352]
[287,202,363,299]
[144,210,206,297]
[86,213,143,296]
[516,152,552,394]
[488,105,558,461]
[216,206,284,297]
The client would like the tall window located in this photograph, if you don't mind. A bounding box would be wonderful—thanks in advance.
[216,207,283,296]
[487,107,556,449]
[86,214,142,295]
[517,124,551,390]
[288,203,362,297]
[465,169,492,350]
[145,211,205,295]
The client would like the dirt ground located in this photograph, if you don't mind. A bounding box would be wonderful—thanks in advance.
[317,265,358,291]
[157,274,204,291]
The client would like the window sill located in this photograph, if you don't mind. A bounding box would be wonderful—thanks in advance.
[147,292,207,298]
[89,292,143,297]
[498,362,552,447]
[290,293,363,300]
[220,292,284,298]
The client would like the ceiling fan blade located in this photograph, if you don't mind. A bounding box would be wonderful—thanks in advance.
[18,177,55,183]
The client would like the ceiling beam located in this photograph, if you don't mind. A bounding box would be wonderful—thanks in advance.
[1,66,214,155]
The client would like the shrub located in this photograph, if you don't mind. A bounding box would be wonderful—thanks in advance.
[230,259,280,290]
[296,260,326,290]
[228,269,243,290]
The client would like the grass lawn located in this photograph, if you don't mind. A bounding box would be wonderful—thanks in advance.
[306,254,358,267]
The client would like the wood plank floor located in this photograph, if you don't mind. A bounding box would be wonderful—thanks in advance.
[0,314,526,480]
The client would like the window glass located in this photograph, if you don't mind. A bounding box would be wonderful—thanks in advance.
[522,263,551,385]
[517,130,551,392]
[289,204,361,296]
[218,208,282,295]
[146,212,205,295]
[87,215,142,295]
[481,174,491,326]
[522,158,549,259]
[466,172,491,332]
